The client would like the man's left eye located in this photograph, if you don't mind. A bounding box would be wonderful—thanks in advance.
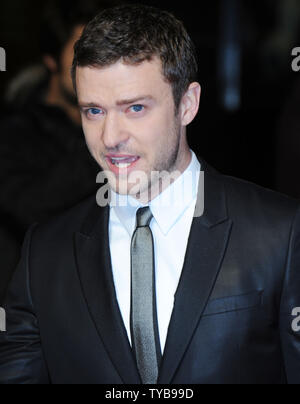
[130,105,144,113]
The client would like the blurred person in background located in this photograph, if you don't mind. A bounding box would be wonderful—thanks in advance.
[0,0,121,304]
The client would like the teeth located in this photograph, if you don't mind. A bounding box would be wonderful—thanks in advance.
[110,156,139,168]
[115,163,131,168]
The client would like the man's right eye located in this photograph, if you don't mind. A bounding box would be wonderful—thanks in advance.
[87,108,103,116]
[81,107,104,119]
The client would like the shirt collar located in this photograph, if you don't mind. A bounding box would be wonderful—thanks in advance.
[109,149,201,236]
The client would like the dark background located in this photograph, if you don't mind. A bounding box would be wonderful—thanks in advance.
[1,0,300,192]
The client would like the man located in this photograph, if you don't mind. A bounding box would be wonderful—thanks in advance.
[0,4,300,384]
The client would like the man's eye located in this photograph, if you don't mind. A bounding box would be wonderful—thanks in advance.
[88,108,102,115]
[82,108,104,118]
[130,105,144,113]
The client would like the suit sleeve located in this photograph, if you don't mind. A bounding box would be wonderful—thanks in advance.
[0,225,50,384]
[279,207,300,384]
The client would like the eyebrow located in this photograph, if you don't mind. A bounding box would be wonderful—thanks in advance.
[78,95,154,109]
[116,95,154,106]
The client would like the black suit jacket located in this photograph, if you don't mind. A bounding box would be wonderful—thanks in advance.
[1,159,300,384]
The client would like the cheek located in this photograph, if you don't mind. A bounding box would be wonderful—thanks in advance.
[138,109,172,145]
[145,110,177,149]
[82,123,102,152]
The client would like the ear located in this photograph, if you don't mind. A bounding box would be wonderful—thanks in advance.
[180,82,201,126]
[43,54,58,74]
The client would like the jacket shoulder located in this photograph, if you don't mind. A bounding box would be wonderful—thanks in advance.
[30,195,100,243]
[222,173,300,224]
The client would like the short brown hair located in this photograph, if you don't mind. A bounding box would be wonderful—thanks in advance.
[71,4,198,112]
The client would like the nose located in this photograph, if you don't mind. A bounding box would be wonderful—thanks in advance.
[101,111,129,150]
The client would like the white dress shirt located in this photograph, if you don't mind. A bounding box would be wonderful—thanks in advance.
[108,149,201,353]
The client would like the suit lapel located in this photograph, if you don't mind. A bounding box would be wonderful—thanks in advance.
[74,157,232,385]
[158,159,233,384]
[75,204,141,384]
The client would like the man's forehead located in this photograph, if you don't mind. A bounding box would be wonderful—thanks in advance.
[76,59,170,104]
[76,57,165,84]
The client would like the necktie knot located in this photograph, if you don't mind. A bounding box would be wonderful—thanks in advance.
[136,207,153,228]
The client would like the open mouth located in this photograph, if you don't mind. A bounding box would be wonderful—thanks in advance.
[106,155,141,172]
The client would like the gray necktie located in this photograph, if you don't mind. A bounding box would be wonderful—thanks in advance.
[130,207,161,384]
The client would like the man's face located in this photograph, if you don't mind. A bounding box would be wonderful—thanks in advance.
[76,58,194,201]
